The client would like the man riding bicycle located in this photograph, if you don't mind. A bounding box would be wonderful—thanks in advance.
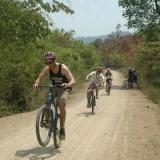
[105,68,113,92]
[34,51,76,140]
[86,66,104,108]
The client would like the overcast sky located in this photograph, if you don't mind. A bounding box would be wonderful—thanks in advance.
[46,0,135,37]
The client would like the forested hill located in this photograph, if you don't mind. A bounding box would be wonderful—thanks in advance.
[74,31,133,44]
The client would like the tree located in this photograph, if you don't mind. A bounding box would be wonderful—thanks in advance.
[0,0,74,44]
[118,0,160,32]
[116,24,121,39]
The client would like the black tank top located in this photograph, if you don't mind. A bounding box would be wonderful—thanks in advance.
[49,64,69,85]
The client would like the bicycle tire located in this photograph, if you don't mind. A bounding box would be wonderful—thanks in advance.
[108,84,110,95]
[92,97,95,113]
[90,90,95,113]
[122,80,128,89]
[53,114,61,149]
[36,105,52,147]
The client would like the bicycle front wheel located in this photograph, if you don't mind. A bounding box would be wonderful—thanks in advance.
[108,84,110,95]
[90,90,95,113]
[36,105,52,147]
[53,114,61,149]
[91,97,96,113]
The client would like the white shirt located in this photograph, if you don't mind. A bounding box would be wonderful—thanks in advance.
[89,71,104,84]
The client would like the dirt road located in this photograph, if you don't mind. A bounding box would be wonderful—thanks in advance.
[0,70,160,160]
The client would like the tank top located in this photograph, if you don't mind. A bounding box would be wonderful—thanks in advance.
[49,64,69,85]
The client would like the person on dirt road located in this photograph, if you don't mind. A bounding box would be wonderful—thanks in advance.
[127,67,133,88]
[105,68,113,92]
[34,51,76,140]
[132,69,139,88]
[86,66,105,108]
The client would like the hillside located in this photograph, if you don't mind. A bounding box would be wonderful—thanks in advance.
[74,31,133,44]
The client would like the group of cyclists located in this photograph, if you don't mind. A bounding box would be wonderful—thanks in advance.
[33,51,112,141]
[85,66,113,108]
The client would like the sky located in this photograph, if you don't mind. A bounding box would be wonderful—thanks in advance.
[46,0,135,37]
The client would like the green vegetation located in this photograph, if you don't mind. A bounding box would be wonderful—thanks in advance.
[0,0,101,117]
[1,0,160,117]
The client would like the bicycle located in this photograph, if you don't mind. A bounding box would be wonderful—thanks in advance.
[121,79,139,90]
[106,80,111,95]
[121,79,128,90]
[35,84,71,149]
[88,81,97,113]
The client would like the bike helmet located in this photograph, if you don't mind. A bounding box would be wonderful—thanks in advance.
[107,68,110,71]
[96,66,103,72]
[129,67,132,70]
[44,51,56,59]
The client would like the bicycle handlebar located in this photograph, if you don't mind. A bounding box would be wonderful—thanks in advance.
[38,84,72,92]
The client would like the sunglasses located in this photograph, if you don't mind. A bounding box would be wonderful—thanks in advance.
[45,61,53,65]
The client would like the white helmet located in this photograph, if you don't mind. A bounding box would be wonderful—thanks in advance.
[107,68,110,71]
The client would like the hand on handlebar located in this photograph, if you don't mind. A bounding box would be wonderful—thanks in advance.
[61,83,69,88]
[34,83,39,89]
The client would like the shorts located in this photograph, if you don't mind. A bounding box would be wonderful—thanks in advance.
[45,86,68,105]
[132,80,138,83]
[106,78,112,82]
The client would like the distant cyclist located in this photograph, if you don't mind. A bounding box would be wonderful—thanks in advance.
[105,68,113,92]
[86,66,105,108]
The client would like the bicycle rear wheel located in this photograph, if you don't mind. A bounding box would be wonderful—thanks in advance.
[36,105,52,147]
[53,113,61,149]
[122,80,128,89]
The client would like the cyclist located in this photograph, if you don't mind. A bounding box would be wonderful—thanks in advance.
[34,51,76,140]
[86,66,104,108]
[127,67,133,88]
[105,68,113,92]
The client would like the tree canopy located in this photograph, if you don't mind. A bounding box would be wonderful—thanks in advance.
[118,0,160,32]
[0,0,74,44]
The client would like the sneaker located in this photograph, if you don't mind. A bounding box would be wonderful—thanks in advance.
[95,95,99,99]
[86,103,91,108]
[60,129,66,140]
[41,120,51,128]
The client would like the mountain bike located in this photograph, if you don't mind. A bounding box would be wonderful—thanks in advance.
[121,79,139,90]
[35,84,71,149]
[106,80,111,95]
[88,81,97,113]
[121,79,128,90]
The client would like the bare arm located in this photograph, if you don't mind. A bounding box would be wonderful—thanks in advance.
[86,73,92,81]
[61,64,76,88]
[34,66,49,88]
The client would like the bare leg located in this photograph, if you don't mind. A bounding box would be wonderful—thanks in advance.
[87,90,90,102]
[106,83,108,91]
[58,102,66,129]
[95,84,99,96]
